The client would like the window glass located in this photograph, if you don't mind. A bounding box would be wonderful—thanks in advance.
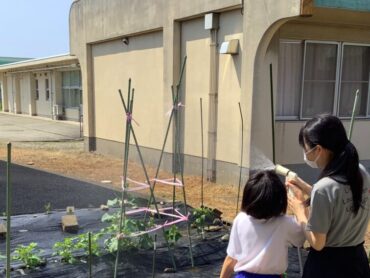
[276,41,303,118]
[45,79,50,101]
[35,79,39,100]
[301,42,338,118]
[339,45,370,117]
[62,71,82,108]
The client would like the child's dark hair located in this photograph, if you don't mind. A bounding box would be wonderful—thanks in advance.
[241,170,287,219]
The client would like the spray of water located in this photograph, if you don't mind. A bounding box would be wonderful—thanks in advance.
[249,146,275,172]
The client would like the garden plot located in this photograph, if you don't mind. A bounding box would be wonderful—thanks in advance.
[0,203,307,277]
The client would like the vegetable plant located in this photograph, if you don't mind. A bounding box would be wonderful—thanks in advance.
[164,225,182,246]
[53,237,76,264]
[192,207,215,238]
[101,210,154,252]
[75,232,101,257]
[12,243,44,269]
[53,232,102,264]
[106,196,136,208]
[44,202,52,215]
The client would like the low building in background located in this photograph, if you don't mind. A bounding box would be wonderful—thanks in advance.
[0,57,32,106]
[0,54,82,122]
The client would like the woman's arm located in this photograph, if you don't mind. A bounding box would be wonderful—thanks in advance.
[220,256,237,278]
[288,194,327,251]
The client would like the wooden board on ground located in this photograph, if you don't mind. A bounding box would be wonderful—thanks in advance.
[0,223,6,238]
[61,215,79,233]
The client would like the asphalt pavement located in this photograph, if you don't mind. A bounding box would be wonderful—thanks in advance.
[0,161,119,215]
[0,113,81,142]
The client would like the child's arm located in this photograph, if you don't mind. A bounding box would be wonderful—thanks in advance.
[220,256,237,278]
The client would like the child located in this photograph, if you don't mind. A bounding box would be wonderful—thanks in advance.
[220,170,305,278]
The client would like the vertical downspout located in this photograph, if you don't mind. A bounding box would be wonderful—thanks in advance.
[206,13,219,182]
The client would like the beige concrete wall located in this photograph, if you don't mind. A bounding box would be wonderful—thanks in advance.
[69,0,242,147]
[216,10,243,164]
[244,0,301,170]
[69,0,306,180]
[181,17,210,157]
[92,31,164,149]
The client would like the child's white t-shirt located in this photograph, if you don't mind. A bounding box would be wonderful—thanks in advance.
[227,212,305,274]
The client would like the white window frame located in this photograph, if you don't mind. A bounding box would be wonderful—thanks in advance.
[337,42,370,119]
[277,40,370,121]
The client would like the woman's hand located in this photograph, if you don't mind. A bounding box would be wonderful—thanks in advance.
[288,190,306,219]
[286,176,312,196]
[288,186,327,251]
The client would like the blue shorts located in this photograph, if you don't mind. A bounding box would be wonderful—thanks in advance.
[234,271,282,278]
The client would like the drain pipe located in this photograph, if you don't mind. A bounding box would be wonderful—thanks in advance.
[205,13,219,182]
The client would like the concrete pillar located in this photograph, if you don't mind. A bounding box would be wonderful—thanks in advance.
[53,71,63,106]
[13,74,21,114]
[0,74,9,112]
[162,15,182,173]
[29,73,37,115]
[242,0,301,169]
[84,45,96,150]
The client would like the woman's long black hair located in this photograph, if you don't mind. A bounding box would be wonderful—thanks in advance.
[299,114,364,214]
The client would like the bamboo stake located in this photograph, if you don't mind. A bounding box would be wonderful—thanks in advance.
[88,232,92,278]
[140,56,194,267]
[270,64,276,164]
[173,84,195,268]
[118,90,178,271]
[114,80,133,278]
[349,89,360,140]
[236,103,244,215]
[6,143,11,278]
[145,57,187,210]
[151,234,157,278]
[200,98,204,208]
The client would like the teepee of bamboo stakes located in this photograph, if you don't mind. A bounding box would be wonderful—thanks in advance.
[144,56,195,267]
[113,80,177,277]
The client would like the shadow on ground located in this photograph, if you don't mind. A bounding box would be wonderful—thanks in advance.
[0,161,119,215]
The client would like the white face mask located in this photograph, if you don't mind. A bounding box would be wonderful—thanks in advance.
[303,147,320,169]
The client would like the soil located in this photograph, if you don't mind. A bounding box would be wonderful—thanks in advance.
[0,141,369,254]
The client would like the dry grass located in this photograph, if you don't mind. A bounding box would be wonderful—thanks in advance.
[0,141,369,253]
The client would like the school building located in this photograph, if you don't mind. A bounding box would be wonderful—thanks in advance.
[66,0,370,183]
[0,55,82,121]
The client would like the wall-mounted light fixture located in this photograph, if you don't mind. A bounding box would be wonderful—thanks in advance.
[219,39,239,55]
[122,37,129,45]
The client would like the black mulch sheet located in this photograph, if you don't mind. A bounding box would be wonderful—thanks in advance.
[0,208,307,277]
[0,161,307,277]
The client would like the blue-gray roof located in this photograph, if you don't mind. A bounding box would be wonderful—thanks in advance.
[0,57,32,65]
